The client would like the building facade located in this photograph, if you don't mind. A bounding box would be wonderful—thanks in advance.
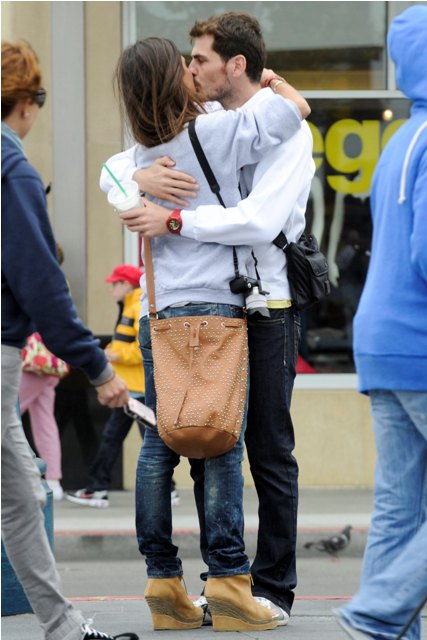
[2,0,419,488]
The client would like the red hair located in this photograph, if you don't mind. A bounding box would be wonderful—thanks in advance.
[1,39,42,119]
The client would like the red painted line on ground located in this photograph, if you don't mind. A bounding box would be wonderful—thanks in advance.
[68,595,351,602]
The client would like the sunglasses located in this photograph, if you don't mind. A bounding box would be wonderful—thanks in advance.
[33,88,47,108]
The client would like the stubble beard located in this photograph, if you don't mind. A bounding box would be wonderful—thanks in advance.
[198,78,235,109]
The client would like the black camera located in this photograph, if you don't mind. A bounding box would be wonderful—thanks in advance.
[229,276,270,317]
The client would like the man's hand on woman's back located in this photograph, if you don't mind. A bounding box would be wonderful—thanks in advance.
[133,156,199,207]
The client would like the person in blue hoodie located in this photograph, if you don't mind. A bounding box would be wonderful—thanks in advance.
[1,40,137,640]
[336,6,427,640]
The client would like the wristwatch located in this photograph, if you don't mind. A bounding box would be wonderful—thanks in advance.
[166,209,183,234]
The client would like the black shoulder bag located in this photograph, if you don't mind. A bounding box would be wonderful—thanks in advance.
[189,119,329,311]
[273,230,330,310]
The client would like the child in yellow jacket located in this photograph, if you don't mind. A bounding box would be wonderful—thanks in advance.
[104,265,145,395]
[67,265,179,507]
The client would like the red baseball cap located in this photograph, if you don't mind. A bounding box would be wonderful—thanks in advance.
[105,264,143,287]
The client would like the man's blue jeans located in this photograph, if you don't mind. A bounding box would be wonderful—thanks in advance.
[137,303,250,578]
[339,390,427,640]
[245,306,301,613]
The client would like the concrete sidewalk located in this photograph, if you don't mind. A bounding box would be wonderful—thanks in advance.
[53,487,373,561]
[2,488,426,640]
[1,598,357,640]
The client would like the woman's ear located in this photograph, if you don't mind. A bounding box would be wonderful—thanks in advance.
[18,97,34,119]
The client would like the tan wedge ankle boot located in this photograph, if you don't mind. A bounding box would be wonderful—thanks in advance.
[205,574,279,632]
[144,576,204,630]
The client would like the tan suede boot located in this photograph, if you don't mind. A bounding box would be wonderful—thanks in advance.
[144,576,204,630]
[205,574,279,631]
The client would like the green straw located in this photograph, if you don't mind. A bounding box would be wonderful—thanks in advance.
[103,163,128,197]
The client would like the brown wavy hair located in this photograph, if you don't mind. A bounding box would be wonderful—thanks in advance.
[1,39,42,119]
[189,12,266,83]
[115,37,205,148]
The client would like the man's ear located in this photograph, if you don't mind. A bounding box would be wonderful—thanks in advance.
[227,54,247,78]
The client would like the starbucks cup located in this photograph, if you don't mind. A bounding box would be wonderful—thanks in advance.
[107,180,141,212]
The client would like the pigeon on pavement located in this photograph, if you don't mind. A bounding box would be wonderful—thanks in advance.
[304,525,352,558]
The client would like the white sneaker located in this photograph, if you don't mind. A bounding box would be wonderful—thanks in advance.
[171,489,180,507]
[254,597,290,626]
[47,480,64,501]
[66,489,109,508]
[193,595,212,626]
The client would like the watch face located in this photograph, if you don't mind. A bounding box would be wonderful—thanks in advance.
[168,218,181,231]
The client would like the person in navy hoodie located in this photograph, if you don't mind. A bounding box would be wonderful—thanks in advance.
[336,6,427,640]
[1,39,137,640]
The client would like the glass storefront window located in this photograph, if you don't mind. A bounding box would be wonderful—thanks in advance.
[134,1,388,89]
[301,98,409,373]
[127,1,415,379]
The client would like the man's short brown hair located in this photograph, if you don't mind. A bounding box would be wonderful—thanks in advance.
[189,12,266,83]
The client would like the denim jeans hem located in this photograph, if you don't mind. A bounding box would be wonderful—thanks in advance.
[207,565,251,579]
[146,569,184,579]
[337,608,399,640]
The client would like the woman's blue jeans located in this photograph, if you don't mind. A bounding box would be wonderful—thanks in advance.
[339,390,427,639]
[136,302,250,578]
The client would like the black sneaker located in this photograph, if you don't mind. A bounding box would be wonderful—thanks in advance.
[80,622,139,639]
[66,489,109,508]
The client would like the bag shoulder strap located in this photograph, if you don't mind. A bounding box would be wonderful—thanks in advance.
[273,231,309,252]
[188,119,239,279]
[144,237,157,316]
[188,119,225,207]
[273,230,289,252]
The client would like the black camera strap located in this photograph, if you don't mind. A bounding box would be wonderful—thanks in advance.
[188,119,240,279]
[250,250,262,283]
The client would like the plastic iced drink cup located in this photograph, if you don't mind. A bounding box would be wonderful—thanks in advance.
[107,180,141,212]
